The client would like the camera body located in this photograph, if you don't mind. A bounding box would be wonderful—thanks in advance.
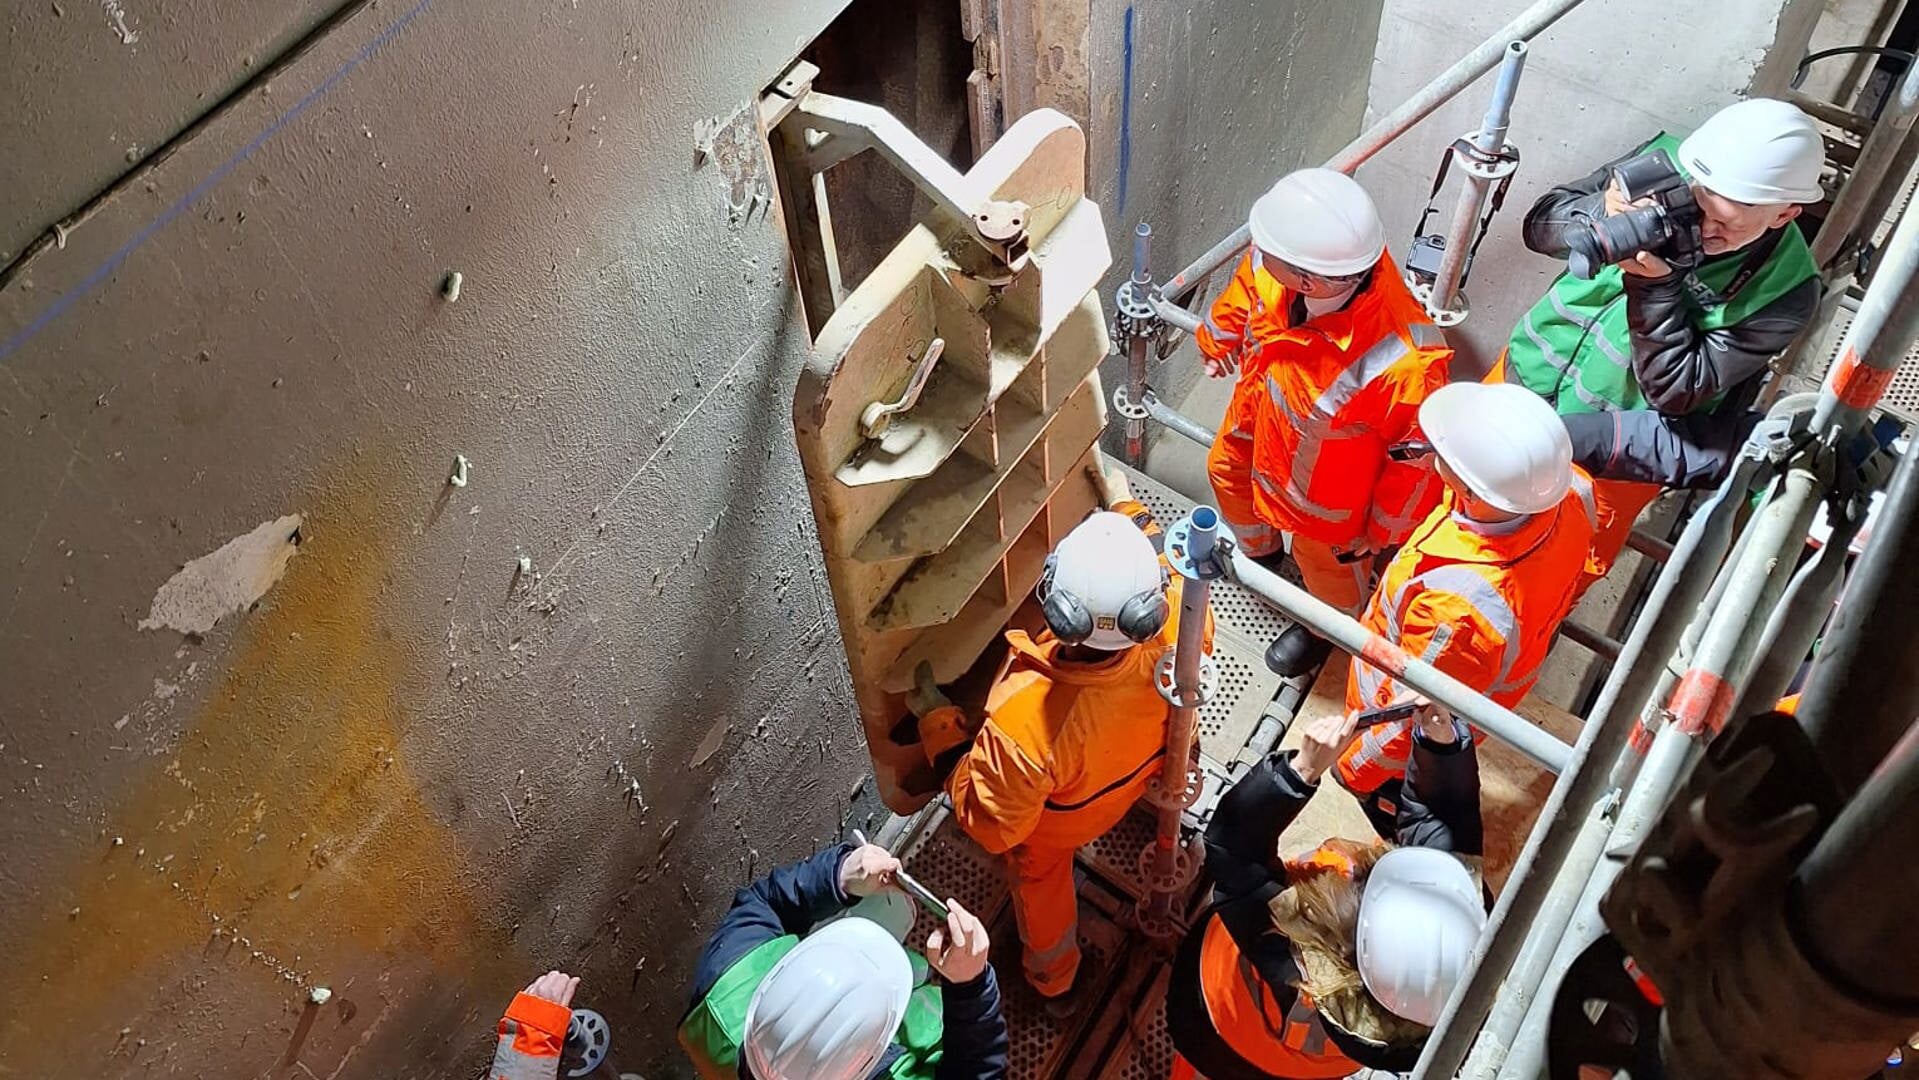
[1564,149,1704,279]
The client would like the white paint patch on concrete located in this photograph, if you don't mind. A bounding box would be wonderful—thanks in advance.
[101,0,140,45]
[139,515,304,636]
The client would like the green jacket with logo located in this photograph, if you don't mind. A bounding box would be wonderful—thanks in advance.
[1505,131,1821,488]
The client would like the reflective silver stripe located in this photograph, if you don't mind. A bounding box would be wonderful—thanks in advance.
[1568,471,1598,528]
[1222,512,1281,556]
[1202,311,1242,345]
[1407,565,1522,691]
[1264,375,1359,525]
[1521,311,1616,413]
[1313,335,1412,417]
[1256,468,1354,525]
[1024,926,1080,967]
[1548,291,1631,371]
[1409,322,1448,349]
[1368,460,1439,542]
[1349,715,1413,775]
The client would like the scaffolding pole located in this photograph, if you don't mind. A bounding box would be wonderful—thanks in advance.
[1135,507,1220,938]
[1227,548,1572,773]
[1413,452,1758,1078]
[1419,41,1527,322]
[1424,187,1919,1080]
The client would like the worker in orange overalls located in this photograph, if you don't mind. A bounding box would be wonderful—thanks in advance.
[1338,382,1603,835]
[1199,168,1454,678]
[912,504,1213,1000]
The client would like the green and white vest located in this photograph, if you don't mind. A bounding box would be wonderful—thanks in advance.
[677,936,945,1080]
[1506,132,1817,417]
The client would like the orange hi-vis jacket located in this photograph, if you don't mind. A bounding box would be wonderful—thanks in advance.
[1194,847,1362,1079]
[490,992,570,1080]
[946,579,1215,855]
[1196,250,1293,365]
[1338,469,1602,793]
[1211,250,1454,551]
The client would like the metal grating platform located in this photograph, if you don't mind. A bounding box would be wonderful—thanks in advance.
[997,894,1130,1077]
[1804,297,1919,422]
[1093,967,1177,1080]
[1118,462,1290,777]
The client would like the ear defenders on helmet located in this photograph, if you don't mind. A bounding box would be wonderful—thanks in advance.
[1036,553,1170,647]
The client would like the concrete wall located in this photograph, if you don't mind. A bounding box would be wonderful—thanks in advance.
[0,1,1389,1077]
[0,2,871,1077]
[1087,0,1386,447]
[1356,0,1818,377]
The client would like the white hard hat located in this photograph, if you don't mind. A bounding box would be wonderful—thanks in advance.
[1043,511,1166,651]
[1356,847,1487,1026]
[1421,382,1573,515]
[743,918,912,1080]
[1247,168,1385,277]
[1679,98,1826,205]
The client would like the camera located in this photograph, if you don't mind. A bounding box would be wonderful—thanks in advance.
[1563,149,1704,279]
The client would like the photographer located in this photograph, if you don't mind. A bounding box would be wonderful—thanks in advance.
[1502,98,1824,589]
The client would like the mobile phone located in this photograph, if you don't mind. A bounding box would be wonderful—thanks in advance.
[1356,700,1421,728]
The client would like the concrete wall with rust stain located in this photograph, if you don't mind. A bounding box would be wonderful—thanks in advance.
[0,2,867,1076]
[0,1,1385,1076]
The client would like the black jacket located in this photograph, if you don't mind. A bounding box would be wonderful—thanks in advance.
[1521,141,1820,489]
[1165,726,1483,1078]
[685,844,1010,1080]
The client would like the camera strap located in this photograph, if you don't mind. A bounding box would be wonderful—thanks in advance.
[1411,137,1521,287]
[1684,225,1787,309]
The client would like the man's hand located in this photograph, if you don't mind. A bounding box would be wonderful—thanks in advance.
[1412,700,1459,745]
[1604,179,1675,278]
[1619,250,1674,278]
[1203,349,1241,379]
[926,901,991,984]
[524,970,580,1008]
[839,843,904,898]
[1293,709,1361,785]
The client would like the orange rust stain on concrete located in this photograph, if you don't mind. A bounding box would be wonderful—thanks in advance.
[0,473,516,1076]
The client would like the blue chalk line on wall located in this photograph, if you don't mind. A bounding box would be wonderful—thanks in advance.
[0,0,435,365]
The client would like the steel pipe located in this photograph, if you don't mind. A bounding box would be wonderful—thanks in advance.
[1227,548,1571,772]
[1124,224,1154,465]
[1491,457,1826,1080]
[1812,180,1919,439]
[1799,437,1919,797]
[1427,42,1528,316]
[1159,0,1593,299]
[1417,454,1759,1079]
[1725,497,1858,725]
[1557,617,1622,661]
[1812,58,1919,269]
[1624,527,1674,564]
[1139,508,1219,933]
[1140,389,1217,448]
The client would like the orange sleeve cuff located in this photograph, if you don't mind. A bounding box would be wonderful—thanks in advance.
[505,992,572,1046]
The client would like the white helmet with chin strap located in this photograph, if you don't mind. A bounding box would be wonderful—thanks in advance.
[1356,846,1488,1026]
[1037,511,1168,651]
[1678,98,1825,205]
[1247,168,1386,278]
[742,917,913,1080]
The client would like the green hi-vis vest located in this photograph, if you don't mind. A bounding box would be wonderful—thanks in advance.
[677,935,945,1080]
[1506,132,1818,417]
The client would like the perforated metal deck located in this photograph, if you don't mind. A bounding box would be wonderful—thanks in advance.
[1118,462,1295,781]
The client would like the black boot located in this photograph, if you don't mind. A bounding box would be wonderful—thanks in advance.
[1264,623,1332,677]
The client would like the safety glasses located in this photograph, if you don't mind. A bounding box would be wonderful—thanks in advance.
[1257,248,1369,296]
